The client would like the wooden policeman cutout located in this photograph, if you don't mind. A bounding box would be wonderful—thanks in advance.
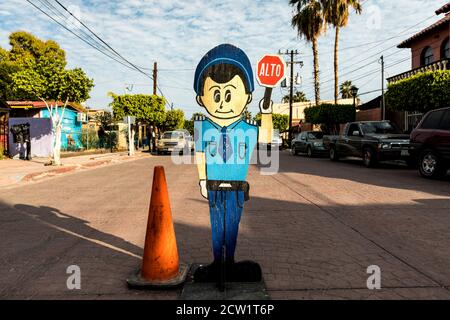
[193,44,273,288]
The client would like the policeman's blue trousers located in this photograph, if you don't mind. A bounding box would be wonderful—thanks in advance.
[207,190,245,262]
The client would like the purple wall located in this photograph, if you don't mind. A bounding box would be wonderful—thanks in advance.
[8,118,53,158]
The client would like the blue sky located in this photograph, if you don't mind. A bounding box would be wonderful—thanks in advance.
[0,0,449,117]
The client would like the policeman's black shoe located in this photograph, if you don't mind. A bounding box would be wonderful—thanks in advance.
[193,261,220,283]
[229,260,262,282]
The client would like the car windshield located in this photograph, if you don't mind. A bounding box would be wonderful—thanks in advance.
[307,132,324,140]
[162,132,183,139]
[360,122,400,134]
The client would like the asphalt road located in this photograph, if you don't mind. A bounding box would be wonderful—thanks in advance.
[1,151,450,299]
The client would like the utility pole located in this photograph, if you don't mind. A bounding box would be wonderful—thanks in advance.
[381,55,386,120]
[280,50,302,142]
[153,62,158,95]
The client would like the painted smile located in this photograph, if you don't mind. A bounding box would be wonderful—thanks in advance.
[215,109,234,114]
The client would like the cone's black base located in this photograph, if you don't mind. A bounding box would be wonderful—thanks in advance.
[193,260,262,283]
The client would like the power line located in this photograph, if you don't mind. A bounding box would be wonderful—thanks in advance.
[26,0,146,74]
[27,0,173,107]
[53,0,152,79]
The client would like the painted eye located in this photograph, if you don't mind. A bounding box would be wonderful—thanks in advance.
[214,90,220,103]
[225,90,231,103]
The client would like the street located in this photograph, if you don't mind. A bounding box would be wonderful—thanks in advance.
[1,151,450,299]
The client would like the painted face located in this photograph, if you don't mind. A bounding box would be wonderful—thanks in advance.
[198,75,251,120]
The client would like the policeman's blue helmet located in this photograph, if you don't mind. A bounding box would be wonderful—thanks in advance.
[193,44,254,95]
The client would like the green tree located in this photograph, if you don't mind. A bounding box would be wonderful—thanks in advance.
[184,112,205,135]
[282,91,309,103]
[109,93,166,126]
[5,32,94,165]
[162,109,185,131]
[386,70,450,113]
[109,93,166,153]
[290,0,326,106]
[339,80,354,99]
[304,103,355,134]
[323,0,362,105]
[254,113,290,132]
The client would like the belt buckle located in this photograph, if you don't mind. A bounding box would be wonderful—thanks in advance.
[218,183,232,188]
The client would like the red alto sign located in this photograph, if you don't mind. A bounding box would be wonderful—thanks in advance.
[256,54,287,88]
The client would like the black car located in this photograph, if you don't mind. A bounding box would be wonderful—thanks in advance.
[291,131,327,157]
[323,121,412,168]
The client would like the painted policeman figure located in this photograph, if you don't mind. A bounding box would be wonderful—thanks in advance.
[193,44,273,282]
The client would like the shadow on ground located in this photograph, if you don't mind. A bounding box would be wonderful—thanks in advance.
[1,189,450,299]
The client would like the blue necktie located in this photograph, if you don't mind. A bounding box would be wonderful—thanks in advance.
[219,127,233,162]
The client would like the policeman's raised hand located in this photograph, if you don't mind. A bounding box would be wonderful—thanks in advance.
[199,180,208,199]
[259,98,273,114]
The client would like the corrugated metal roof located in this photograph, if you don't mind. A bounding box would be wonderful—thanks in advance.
[398,15,450,48]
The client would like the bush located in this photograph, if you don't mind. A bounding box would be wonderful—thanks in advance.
[386,70,450,113]
[304,104,356,134]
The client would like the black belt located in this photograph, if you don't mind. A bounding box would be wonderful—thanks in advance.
[206,180,250,201]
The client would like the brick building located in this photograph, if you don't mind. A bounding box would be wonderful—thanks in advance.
[360,2,450,132]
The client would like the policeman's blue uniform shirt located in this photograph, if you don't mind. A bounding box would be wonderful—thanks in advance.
[195,118,258,181]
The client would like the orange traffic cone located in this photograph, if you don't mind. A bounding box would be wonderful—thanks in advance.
[127,166,188,288]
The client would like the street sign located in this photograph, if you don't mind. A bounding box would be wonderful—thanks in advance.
[256,54,287,88]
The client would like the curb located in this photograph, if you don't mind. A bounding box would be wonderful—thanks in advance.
[21,154,149,183]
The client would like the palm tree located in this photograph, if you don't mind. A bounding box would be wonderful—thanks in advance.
[339,80,353,99]
[290,0,326,107]
[323,0,362,105]
[282,91,309,103]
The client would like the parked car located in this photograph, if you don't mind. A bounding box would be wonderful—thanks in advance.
[156,130,194,154]
[258,131,283,150]
[272,131,283,150]
[410,107,450,179]
[291,131,327,157]
[323,121,412,168]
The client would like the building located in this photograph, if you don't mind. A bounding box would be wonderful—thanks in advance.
[7,101,87,150]
[386,2,450,131]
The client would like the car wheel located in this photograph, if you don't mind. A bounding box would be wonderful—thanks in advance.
[363,147,378,168]
[330,146,339,161]
[307,146,313,158]
[419,150,447,179]
[291,146,298,156]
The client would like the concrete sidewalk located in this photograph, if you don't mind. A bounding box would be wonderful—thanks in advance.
[0,151,151,189]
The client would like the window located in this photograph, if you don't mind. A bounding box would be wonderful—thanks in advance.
[348,124,360,136]
[442,38,450,59]
[162,132,183,139]
[307,132,324,140]
[421,46,434,66]
[421,110,445,129]
[360,121,400,134]
[439,110,450,131]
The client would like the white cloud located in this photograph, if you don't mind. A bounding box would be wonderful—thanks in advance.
[0,0,449,116]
